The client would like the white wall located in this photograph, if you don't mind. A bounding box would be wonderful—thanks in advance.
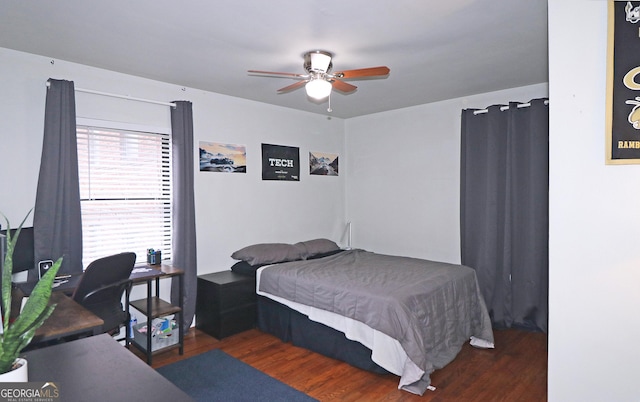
[0,47,346,278]
[191,94,346,272]
[548,1,640,400]
[345,83,548,264]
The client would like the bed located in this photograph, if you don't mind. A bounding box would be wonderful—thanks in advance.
[230,239,494,395]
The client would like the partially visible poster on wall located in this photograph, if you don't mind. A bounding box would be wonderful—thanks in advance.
[606,1,640,164]
[199,142,247,172]
[261,143,299,181]
[309,151,339,176]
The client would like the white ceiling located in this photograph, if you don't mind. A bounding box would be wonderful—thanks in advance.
[0,0,548,119]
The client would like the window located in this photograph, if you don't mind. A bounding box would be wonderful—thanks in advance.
[77,124,172,267]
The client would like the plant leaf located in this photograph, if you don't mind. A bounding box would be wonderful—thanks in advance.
[0,210,62,374]
[1,211,31,331]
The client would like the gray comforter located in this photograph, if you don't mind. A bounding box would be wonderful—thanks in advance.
[258,249,494,394]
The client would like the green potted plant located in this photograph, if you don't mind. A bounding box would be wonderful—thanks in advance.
[0,212,61,380]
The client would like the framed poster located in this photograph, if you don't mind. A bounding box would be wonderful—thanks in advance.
[199,142,247,172]
[606,1,640,164]
[309,151,339,176]
[261,143,299,181]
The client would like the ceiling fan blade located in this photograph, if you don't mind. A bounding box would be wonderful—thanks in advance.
[331,80,357,93]
[334,66,390,79]
[277,80,307,93]
[248,70,307,78]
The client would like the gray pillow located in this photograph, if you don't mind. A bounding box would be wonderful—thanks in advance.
[231,243,306,265]
[294,238,340,258]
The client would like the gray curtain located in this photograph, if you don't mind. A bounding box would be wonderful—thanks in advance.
[170,101,197,332]
[32,79,83,280]
[460,98,548,333]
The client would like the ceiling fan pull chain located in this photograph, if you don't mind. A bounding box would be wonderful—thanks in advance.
[327,93,332,113]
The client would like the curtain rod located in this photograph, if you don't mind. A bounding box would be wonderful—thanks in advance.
[46,82,176,108]
[472,99,549,115]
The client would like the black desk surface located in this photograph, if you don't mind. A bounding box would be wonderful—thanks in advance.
[23,334,192,401]
[15,274,82,296]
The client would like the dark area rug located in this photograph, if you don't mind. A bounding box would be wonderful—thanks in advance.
[157,349,318,402]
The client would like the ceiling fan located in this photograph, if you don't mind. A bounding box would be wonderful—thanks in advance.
[248,50,390,102]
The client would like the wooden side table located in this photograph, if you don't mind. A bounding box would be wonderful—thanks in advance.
[196,271,256,339]
[127,263,184,365]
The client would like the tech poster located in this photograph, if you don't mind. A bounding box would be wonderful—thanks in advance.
[261,143,300,181]
[606,1,640,164]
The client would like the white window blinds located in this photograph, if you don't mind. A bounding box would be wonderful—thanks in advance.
[77,125,172,268]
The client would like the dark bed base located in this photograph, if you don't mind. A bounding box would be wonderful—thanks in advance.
[257,295,389,374]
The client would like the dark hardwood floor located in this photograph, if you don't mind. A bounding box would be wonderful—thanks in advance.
[132,327,547,401]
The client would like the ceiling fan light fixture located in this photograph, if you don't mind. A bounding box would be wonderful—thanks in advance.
[303,50,333,73]
[309,51,332,72]
[305,78,332,100]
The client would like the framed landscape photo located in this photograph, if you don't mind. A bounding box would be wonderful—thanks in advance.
[261,143,300,181]
[199,142,247,172]
[606,1,640,164]
[309,151,339,176]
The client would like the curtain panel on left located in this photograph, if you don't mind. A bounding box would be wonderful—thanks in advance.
[32,79,83,280]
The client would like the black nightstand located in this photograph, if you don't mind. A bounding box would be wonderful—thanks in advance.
[196,271,256,339]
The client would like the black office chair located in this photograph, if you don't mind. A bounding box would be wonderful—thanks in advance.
[72,252,136,335]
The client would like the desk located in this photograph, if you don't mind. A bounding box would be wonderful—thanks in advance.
[30,292,104,346]
[23,334,192,402]
[14,263,184,363]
